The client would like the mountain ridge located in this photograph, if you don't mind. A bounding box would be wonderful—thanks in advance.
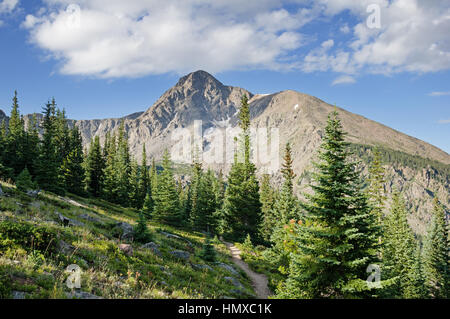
[1,70,449,235]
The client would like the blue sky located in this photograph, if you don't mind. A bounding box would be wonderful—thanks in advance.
[0,0,449,154]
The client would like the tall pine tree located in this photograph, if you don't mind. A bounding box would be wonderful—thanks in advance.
[152,150,182,226]
[423,197,449,298]
[223,95,261,242]
[278,111,380,298]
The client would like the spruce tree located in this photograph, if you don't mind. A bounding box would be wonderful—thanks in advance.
[138,145,150,208]
[134,211,152,243]
[4,91,26,176]
[259,173,277,243]
[367,147,386,255]
[129,159,141,208]
[223,95,261,242]
[85,136,104,197]
[114,122,131,206]
[383,191,417,298]
[271,143,299,225]
[142,192,154,219]
[152,150,182,226]
[16,167,36,192]
[199,237,217,262]
[423,197,449,298]
[102,133,117,201]
[278,111,380,298]
[61,125,85,195]
[35,99,63,194]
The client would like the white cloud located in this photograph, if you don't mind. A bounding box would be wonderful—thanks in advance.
[332,75,355,86]
[23,0,309,78]
[0,0,18,14]
[429,91,450,97]
[22,0,450,78]
[438,119,450,124]
[304,0,450,75]
[339,24,350,34]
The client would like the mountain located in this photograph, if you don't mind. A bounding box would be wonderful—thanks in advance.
[1,70,449,235]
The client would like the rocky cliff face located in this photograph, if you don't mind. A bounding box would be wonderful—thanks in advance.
[1,70,449,234]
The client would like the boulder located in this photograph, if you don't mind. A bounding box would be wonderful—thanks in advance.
[116,222,134,240]
[119,244,133,256]
[217,262,239,276]
[170,250,190,261]
[58,240,75,254]
[161,231,193,247]
[142,242,162,256]
[26,190,40,198]
[79,213,104,225]
[192,264,213,271]
[0,185,4,196]
[56,212,85,227]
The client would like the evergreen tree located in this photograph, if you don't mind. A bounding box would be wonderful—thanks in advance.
[134,211,152,243]
[61,125,85,195]
[383,191,417,298]
[114,122,131,206]
[223,95,261,242]
[102,133,117,201]
[259,173,277,243]
[138,145,150,208]
[423,197,449,298]
[16,167,36,192]
[129,159,141,208]
[85,136,104,197]
[152,150,182,226]
[142,192,154,219]
[35,99,64,194]
[4,91,26,176]
[271,143,299,225]
[367,147,386,254]
[278,111,380,298]
[199,237,217,262]
[405,243,428,298]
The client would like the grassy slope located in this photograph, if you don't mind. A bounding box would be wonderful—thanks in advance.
[0,182,254,299]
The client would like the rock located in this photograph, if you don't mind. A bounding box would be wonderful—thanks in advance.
[119,244,133,256]
[169,250,190,261]
[161,231,193,247]
[192,264,213,271]
[12,291,26,299]
[161,231,181,239]
[0,185,4,196]
[116,222,134,240]
[142,242,161,256]
[224,277,244,289]
[56,212,85,227]
[217,262,239,276]
[58,240,75,254]
[26,190,40,197]
[79,213,104,225]
[66,291,103,299]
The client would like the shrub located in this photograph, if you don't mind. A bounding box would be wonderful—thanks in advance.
[16,168,37,192]
[134,211,152,243]
[0,221,58,254]
[199,238,216,262]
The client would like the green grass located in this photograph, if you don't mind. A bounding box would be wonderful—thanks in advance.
[0,181,255,299]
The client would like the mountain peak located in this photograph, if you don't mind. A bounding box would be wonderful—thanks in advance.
[176,70,224,89]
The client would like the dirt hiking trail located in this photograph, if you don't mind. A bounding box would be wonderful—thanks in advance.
[225,242,271,299]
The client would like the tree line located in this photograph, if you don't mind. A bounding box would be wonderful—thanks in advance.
[0,91,448,298]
